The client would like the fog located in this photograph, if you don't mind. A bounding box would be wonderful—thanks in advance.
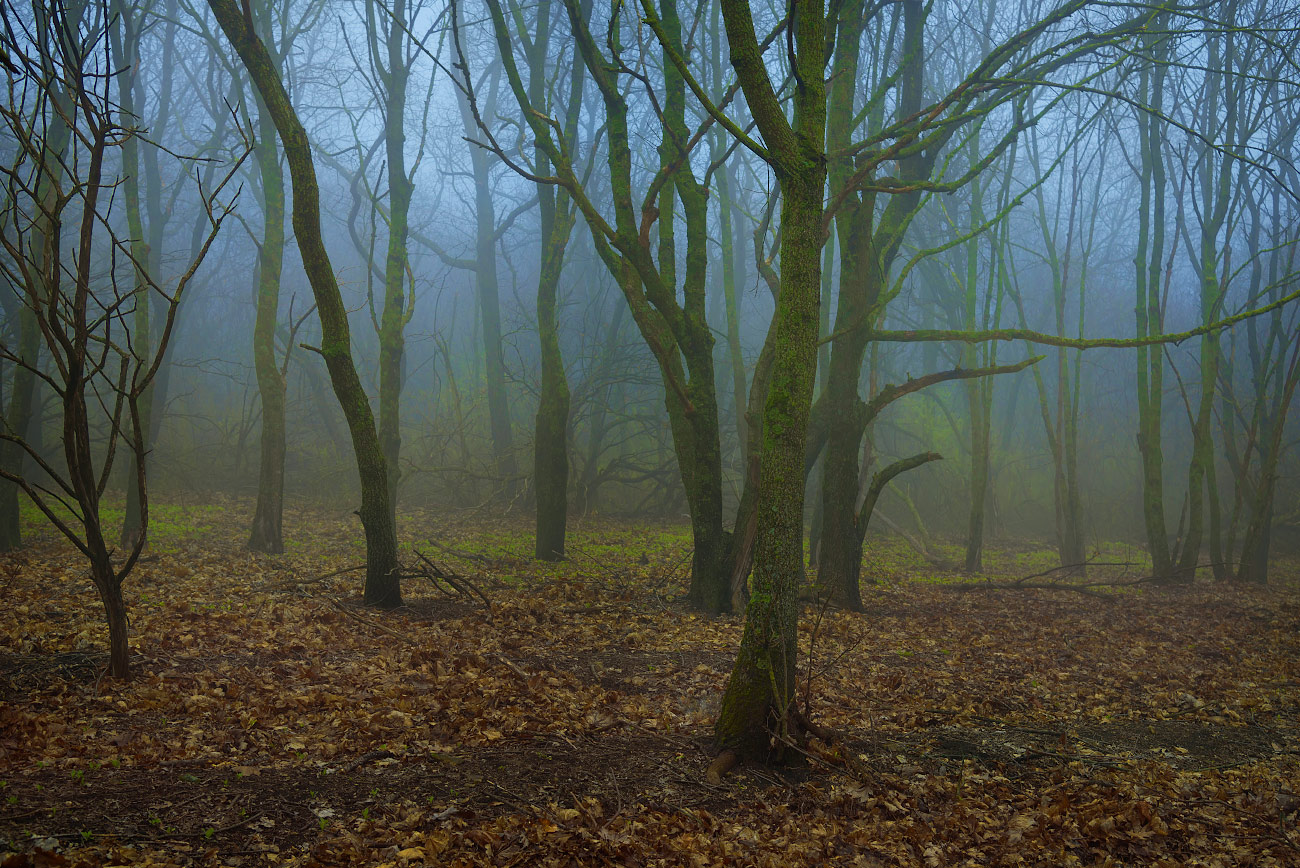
[4,3,1300,860]
[1,0,1298,603]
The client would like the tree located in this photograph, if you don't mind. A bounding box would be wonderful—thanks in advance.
[0,0,241,676]
[707,0,1179,760]
[520,0,587,560]
[108,0,190,549]
[473,0,731,611]
[241,0,294,553]
[332,0,436,519]
[207,0,403,607]
[1129,14,1173,580]
[452,54,520,499]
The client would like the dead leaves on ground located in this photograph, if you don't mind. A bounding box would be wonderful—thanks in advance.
[1,503,1299,866]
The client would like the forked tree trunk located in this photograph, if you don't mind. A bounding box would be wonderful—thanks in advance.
[814,0,925,611]
[712,0,828,742]
[715,169,824,759]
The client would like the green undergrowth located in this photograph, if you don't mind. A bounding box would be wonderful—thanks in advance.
[19,497,223,554]
[17,492,1297,592]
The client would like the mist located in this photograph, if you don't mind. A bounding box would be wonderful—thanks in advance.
[1,0,1298,863]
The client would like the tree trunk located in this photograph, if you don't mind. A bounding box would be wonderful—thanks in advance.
[714,0,828,749]
[248,82,287,553]
[1133,37,1173,580]
[209,0,401,607]
[456,71,518,496]
[715,169,824,759]
[533,204,573,557]
[1236,330,1300,584]
[110,0,152,550]
[377,0,414,519]
[574,302,625,516]
[964,380,990,572]
[716,162,748,472]
[90,553,130,679]
[814,0,925,610]
[530,0,583,560]
[0,305,41,551]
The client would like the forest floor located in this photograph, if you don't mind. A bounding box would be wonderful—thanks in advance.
[1,498,1299,867]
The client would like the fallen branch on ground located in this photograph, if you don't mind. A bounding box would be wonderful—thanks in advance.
[412,549,492,609]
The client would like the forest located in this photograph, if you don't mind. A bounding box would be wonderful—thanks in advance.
[0,0,1298,864]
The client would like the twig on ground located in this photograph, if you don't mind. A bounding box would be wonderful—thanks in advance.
[948,581,1119,599]
[946,574,1162,598]
[1012,559,1141,583]
[339,749,396,773]
[255,563,364,592]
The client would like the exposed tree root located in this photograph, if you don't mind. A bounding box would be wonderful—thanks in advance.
[707,707,841,785]
[705,749,739,785]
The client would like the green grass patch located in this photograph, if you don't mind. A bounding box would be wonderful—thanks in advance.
[19,497,222,553]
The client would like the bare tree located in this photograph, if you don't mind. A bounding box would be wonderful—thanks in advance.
[0,0,243,677]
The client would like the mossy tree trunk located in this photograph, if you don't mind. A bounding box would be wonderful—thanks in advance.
[657,0,726,613]
[712,0,827,757]
[710,0,1126,751]
[209,0,401,606]
[1133,24,1174,581]
[373,0,417,518]
[715,169,825,759]
[532,198,574,558]
[1176,27,1236,582]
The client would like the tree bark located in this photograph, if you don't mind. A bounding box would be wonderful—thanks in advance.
[815,0,926,610]
[247,59,288,553]
[1134,24,1173,581]
[713,0,826,758]
[0,307,40,551]
[455,68,518,497]
[529,0,584,560]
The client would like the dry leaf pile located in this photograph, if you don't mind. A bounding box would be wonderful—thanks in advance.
[1,499,1298,866]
